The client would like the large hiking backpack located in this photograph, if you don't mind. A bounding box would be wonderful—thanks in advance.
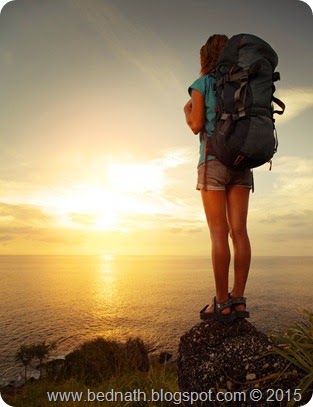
[207,33,285,170]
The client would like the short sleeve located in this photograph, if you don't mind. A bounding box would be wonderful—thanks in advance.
[188,76,206,96]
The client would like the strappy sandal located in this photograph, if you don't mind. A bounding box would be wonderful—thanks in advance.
[229,293,250,318]
[200,297,236,323]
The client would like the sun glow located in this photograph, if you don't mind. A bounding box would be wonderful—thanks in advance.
[107,162,165,193]
[94,213,119,231]
[31,160,169,231]
[9,154,185,236]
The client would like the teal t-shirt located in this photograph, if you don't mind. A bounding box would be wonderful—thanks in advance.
[188,74,216,166]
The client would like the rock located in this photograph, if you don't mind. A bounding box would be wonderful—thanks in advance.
[0,376,37,400]
[178,319,307,406]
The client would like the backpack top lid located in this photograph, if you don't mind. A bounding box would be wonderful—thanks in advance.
[217,33,278,71]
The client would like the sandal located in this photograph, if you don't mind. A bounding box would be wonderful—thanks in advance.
[200,297,236,323]
[229,293,250,318]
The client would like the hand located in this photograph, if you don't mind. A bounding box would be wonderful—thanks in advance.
[184,99,192,113]
[184,90,205,134]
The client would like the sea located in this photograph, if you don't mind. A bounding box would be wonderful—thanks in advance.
[0,255,312,385]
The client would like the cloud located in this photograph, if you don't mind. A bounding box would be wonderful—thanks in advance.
[254,156,313,201]
[276,88,313,122]
[250,155,313,251]
[0,234,14,242]
[0,202,57,245]
[260,209,313,242]
[271,157,313,204]
[70,0,185,97]
[0,148,200,241]
[68,213,98,227]
[122,211,205,231]
[153,149,193,169]
[0,202,54,225]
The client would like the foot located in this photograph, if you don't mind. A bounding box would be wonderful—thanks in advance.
[229,293,249,318]
[201,301,231,316]
[232,302,246,312]
[200,297,236,322]
[229,292,245,311]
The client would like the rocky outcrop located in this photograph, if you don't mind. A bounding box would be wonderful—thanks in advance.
[178,319,308,406]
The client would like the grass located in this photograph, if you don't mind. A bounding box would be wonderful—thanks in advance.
[4,310,313,407]
[4,362,179,407]
[270,309,313,406]
[4,337,180,407]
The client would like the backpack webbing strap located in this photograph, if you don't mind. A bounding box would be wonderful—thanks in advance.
[234,70,249,117]
[218,113,234,136]
[216,71,245,88]
[272,96,285,115]
[216,66,257,88]
[246,107,272,118]
[274,126,278,153]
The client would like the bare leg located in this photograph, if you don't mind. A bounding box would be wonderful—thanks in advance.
[226,186,251,311]
[201,190,231,314]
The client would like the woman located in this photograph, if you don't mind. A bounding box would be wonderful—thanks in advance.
[184,34,253,323]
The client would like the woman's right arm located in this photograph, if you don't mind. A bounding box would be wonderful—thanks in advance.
[183,89,205,135]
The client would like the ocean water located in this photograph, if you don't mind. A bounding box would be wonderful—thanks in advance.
[0,255,312,384]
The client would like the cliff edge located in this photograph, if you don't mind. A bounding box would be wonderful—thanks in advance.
[178,319,310,406]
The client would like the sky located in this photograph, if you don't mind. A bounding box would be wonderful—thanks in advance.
[0,0,312,256]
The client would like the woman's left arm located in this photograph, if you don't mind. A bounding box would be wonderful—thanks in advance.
[183,89,205,135]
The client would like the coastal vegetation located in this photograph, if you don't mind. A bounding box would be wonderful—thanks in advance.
[3,310,312,407]
[270,309,313,406]
[14,341,57,382]
[5,337,179,407]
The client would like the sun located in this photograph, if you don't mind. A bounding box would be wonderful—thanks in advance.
[37,161,166,231]
[107,162,165,193]
[94,213,119,231]
[24,160,168,232]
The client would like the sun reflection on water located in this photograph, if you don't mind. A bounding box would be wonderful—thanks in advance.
[100,254,114,273]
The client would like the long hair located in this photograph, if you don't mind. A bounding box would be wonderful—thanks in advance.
[200,34,228,76]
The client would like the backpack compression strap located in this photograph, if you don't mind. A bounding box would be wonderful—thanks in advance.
[272,72,285,115]
[272,96,285,115]
[234,69,249,118]
[217,68,251,119]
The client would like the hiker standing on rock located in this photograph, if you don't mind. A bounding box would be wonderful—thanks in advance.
[184,34,253,323]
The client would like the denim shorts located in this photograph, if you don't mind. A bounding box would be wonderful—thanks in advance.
[197,159,253,191]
